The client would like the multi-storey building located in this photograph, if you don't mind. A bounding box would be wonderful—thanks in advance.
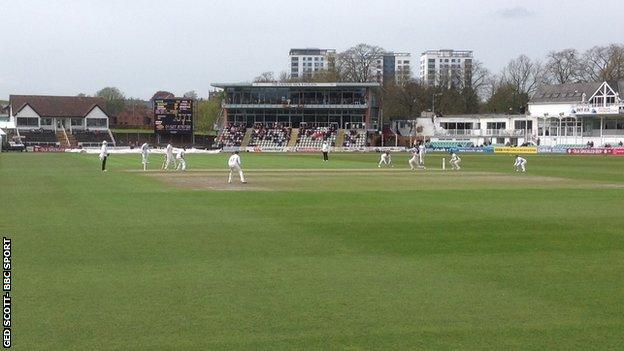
[289,48,336,79]
[419,49,473,88]
[375,52,411,85]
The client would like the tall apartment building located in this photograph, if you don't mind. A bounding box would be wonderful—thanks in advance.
[419,49,473,88]
[289,48,336,79]
[375,52,411,85]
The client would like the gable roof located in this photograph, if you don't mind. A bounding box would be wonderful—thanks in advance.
[530,82,604,104]
[9,95,109,118]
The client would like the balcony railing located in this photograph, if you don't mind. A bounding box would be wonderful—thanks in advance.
[435,129,533,137]
[222,102,368,109]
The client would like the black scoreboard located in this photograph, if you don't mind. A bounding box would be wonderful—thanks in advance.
[153,99,193,134]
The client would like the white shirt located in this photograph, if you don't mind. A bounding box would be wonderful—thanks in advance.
[321,143,330,152]
[228,154,241,167]
[418,145,426,155]
[141,143,149,153]
[166,144,173,158]
[99,142,108,159]
[380,153,390,161]
[176,149,185,159]
[451,153,460,162]
[515,156,527,165]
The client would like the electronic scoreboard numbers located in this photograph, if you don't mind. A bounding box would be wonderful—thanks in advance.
[153,99,193,134]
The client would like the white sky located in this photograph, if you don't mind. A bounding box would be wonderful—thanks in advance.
[1,0,623,99]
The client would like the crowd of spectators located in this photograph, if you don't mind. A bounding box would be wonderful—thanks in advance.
[296,124,337,147]
[248,123,291,147]
[342,129,368,147]
[216,123,246,148]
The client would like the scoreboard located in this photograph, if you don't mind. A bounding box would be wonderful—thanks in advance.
[153,99,193,134]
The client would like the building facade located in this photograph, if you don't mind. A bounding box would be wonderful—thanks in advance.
[289,48,336,79]
[419,49,473,88]
[528,81,624,146]
[418,80,624,147]
[9,95,110,132]
[212,82,381,129]
[376,52,411,85]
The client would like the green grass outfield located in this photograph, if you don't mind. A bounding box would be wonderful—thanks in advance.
[1,152,623,350]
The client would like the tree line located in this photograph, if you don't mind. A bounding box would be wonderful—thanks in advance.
[255,43,624,119]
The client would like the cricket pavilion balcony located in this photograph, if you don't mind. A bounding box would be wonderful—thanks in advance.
[215,82,379,110]
[434,129,533,137]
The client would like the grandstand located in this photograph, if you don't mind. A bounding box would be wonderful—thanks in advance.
[342,129,368,147]
[8,95,114,148]
[73,130,114,147]
[248,123,291,148]
[18,129,59,146]
[296,124,337,148]
[215,123,245,148]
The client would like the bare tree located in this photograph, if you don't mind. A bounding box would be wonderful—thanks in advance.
[253,71,277,83]
[336,43,385,82]
[183,90,198,100]
[500,55,544,96]
[582,44,624,82]
[278,71,291,83]
[543,49,583,84]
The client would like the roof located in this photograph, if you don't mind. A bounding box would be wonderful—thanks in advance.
[289,48,335,55]
[211,82,380,89]
[9,95,109,118]
[530,82,604,103]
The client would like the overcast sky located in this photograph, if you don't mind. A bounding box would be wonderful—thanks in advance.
[1,0,623,100]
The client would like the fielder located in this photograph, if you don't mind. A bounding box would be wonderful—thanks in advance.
[140,142,149,171]
[450,152,461,170]
[99,140,109,172]
[418,142,427,169]
[378,151,393,167]
[162,142,177,170]
[514,155,527,172]
[176,147,187,171]
[228,151,247,183]
[408,148,419,170]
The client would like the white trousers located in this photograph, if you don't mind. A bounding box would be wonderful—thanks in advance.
[163,156,177,170]
[515,162,526,172]
[229,165,246,183]
[451,160,461,170]
[176,158,186,171]
[142,153,149,170]
[409,157,418,170]
[378,158,391,167]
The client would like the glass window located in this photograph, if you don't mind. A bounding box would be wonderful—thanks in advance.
[41,118,53,126]
[17,117,38,126]
[86,118,107,128]
[71,118,83,126]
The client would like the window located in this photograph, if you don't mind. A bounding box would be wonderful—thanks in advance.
[17,117,38,126]
[41,118,53,126]
[487,122,506,129]
[71,118,83,126]
[86,118,107,128]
